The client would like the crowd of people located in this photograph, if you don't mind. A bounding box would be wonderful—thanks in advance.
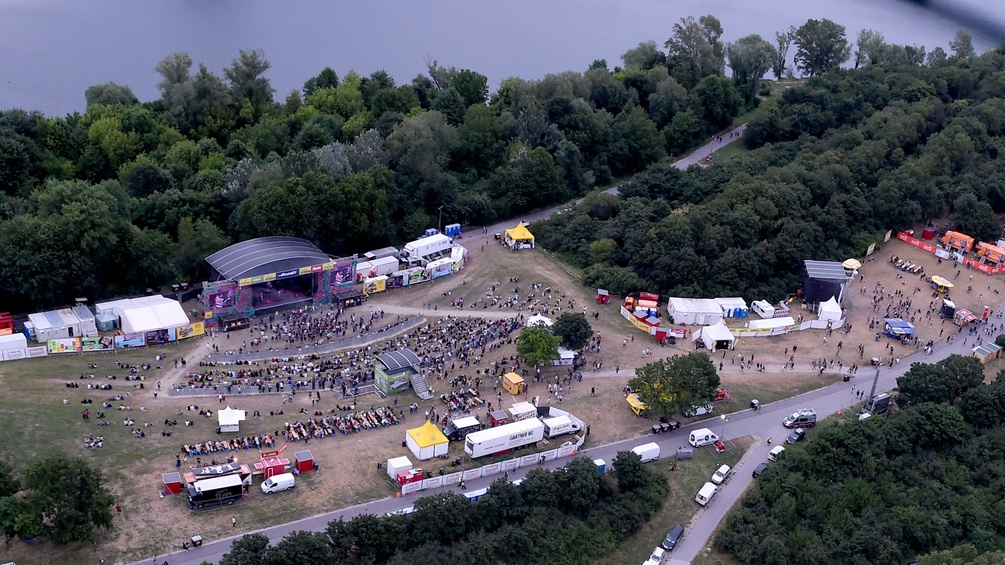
[181,434,277,456]
[283,405,400,440]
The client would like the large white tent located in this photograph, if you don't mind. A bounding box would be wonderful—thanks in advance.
[0,333,28,361]
[218,407,246,433]
[96,296,189,334]
[667,297,723,325]
[693,320,735,351]
[818,296,843,323]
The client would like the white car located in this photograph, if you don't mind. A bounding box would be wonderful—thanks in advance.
[643,546,665,564]
[711,464,731,485]
[768,445,786,461]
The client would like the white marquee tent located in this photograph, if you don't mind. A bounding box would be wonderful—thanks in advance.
[818,296,843,323]
[96,296,189,334]
[526,314,554,328]
[667,297,723,325]
[693,320,735,351]
[0,333,28,361]
[218,407,246,433]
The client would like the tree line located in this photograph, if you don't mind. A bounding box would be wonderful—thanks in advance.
[715,355,1005,564]
[219,453,666,565]
[533,28,1001,303]
[0,14,775,312]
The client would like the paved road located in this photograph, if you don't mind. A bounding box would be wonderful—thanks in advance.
[137,125,759,565]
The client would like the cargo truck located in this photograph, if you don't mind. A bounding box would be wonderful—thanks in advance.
[187,474,244,509]
[465,418,545,458]
[403,234,453,260]
[443,415,482,441]
[541,415,574,438]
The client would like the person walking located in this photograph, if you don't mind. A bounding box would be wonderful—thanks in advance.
[232,515,237,527]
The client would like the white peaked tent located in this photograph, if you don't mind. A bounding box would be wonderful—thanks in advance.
[693,320,735,351]
[526,314,554,328]
[218,407,246,433]
[818,296,843,322]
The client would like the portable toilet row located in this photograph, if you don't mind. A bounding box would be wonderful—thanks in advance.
[715,297,749,318]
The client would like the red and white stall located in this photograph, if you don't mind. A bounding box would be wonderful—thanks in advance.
[255,456,290,479]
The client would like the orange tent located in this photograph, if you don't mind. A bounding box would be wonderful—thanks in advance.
[941,231,974,252]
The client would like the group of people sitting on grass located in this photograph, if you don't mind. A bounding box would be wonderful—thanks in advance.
[282,405,400,440]
[181,433,276,456]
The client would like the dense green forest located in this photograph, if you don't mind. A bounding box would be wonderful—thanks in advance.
[0,14,779,312]
[534,31,1005,303]
[715,355,1005,564]
[218,454,666,565]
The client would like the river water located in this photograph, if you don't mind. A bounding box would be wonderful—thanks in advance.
[1,0,1002,115]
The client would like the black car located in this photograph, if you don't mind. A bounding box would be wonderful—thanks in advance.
[786,428,806,444]
[752,463,768,478]
[661,524,685,550]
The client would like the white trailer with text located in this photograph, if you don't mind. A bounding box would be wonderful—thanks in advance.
[465,418,545,459]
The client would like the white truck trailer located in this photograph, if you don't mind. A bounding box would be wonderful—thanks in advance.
[403,234,452,260]
[541,415,574,438]
[465,418,545,458]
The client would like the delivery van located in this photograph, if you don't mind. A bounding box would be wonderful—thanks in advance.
[631,442,660,463]
[260,472,296,494]
[688,428,719,448]
[695,482,717,506]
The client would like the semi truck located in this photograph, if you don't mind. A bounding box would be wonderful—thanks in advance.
[541,415,574,438]
[465,418,545,458]
[187,474,244,509]
[403,233,453,260]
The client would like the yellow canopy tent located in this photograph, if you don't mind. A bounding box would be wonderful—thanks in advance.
[626,393,647,417]
[842,258,862,270]
[504,223,535,250]
[405,420,449,460]
[931,275,954,293]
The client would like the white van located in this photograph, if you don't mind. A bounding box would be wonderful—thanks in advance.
[695,482,717,506]
[688,428,719,448]
[768,445,785,461]
[260,472,296,494]
[631,442,660,463]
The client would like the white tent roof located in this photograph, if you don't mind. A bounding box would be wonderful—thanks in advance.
[668,297,722,314]
[0,333,27,351]
[218,407,246,427]
[703,320,734,342]
[557,346,576,359]
[818,296,843,322]
[96,296,188,334]
[526,314,554,327]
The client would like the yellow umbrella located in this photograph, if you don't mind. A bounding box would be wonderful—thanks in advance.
[931,275,954,288]
[842,258,862,270]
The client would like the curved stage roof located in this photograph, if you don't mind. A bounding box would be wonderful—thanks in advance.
[206,237,329,281]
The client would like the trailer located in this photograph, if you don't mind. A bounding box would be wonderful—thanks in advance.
[442,415,482,441]
[465,418,544,458]
[187,474,244,509]
[508,401,537,422]
[404,233,453,260]
[541,415,574,438]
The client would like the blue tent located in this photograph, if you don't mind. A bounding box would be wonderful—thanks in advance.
[883,318,915,338]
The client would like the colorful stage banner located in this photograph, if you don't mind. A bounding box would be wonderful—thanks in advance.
[47,338,81,354]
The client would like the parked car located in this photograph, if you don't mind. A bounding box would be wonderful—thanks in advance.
[661,524,685,550]
[711,464,731,485]
[643,546,665,564]
[768,445,785,461]
[786,428,806,444]
[752,462,769,478]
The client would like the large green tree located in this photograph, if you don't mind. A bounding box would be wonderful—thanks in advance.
[628,353,720,416]
[792,19,851,76]
[552,312,593,350]
[21,456,114,545]
[516,326,562,368]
